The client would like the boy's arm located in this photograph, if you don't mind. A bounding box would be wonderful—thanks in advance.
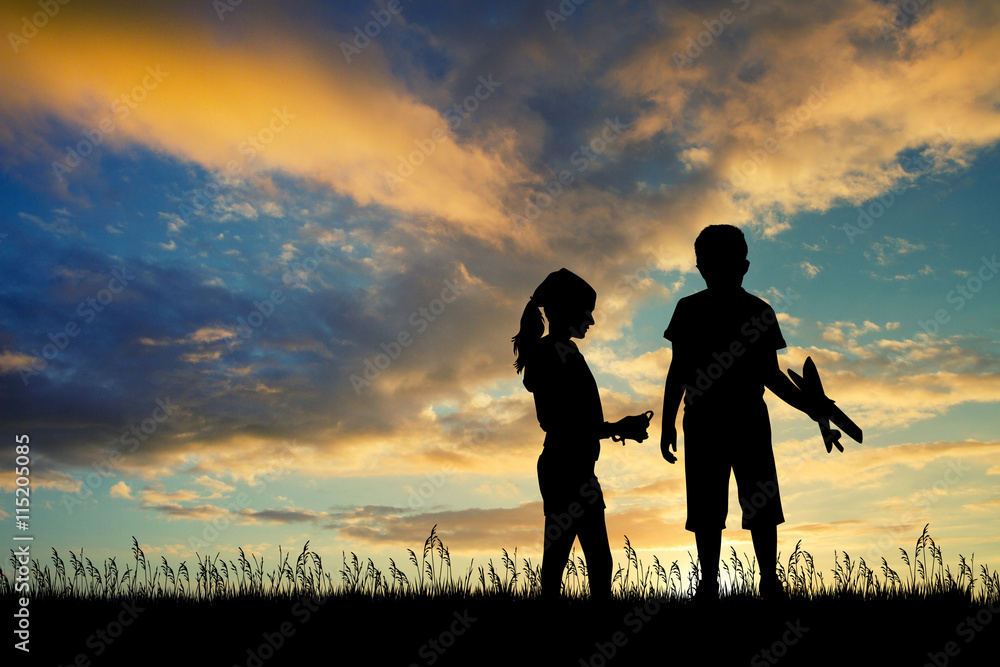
[763,352,832,420]
[659,347,686,463]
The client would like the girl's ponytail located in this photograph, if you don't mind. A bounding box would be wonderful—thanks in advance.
[512,297,543,374]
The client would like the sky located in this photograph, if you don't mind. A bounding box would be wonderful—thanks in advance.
[1,0,999,589]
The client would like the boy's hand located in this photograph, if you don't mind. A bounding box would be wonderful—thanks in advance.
[660,425,677,464]
[804,395,836,423]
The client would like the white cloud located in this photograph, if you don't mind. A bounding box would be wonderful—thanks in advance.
[109,481,133,499]
[800,261,822,278]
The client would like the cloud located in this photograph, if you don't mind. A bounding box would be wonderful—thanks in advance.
[605,0,1000,223]
[193,475,236,499]
[820,320,880,346]
[0,350,36,374]
[109,481,133,498]
[0,0,528,245]
[781,358,1000,430]
[799,261,822,279]
[679,146,713,172]
[242,508,328,524]
[865,236,926,266]
[139,487,203,506]
[0,469,82,494]
[964,496,1000,511]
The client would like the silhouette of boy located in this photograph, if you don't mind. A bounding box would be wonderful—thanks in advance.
[659,225,829,601]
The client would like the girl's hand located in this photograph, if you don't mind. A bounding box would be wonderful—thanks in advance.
[660,425,677,464]
[612,411,653,444]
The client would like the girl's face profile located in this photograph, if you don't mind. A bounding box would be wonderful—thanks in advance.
[545,300,596,338]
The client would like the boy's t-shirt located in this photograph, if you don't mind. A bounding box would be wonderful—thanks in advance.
[664,288,786,414]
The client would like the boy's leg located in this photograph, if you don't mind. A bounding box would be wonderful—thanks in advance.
[541,514,576,601]
[752,524,777,581]
[576,510,612,601]
[750,526,778,579]
[695,530,721,594]
[752,524,787,600]
[732,408,784,595]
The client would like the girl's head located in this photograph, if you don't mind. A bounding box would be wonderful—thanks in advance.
[512,268,596,373]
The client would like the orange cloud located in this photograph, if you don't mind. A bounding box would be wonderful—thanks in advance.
[0,1,527,244]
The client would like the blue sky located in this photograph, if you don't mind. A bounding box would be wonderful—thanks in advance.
[1,0,998,584]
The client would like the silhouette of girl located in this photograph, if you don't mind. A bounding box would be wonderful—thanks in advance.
[513,268,651,601]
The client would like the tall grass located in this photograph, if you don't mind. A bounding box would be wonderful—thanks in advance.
[2,524,997,605]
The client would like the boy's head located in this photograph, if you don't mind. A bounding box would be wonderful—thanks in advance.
[694,224,749,290]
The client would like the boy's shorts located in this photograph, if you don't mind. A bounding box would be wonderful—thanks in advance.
[682,400,784,531]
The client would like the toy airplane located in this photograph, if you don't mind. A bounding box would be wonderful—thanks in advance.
[787,357,863,453]
[611,410,654,445]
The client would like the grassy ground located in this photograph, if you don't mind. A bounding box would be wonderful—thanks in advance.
[5,526,999,665]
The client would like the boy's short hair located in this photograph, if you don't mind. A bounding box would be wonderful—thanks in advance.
[694,225,748,266]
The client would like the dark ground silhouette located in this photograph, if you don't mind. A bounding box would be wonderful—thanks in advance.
[20,592,999,666]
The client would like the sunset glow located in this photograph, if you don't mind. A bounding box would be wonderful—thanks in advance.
[2,0,999,588]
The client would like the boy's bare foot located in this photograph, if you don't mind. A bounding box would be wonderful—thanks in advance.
[692,580,718,606]
[759,575,788,604]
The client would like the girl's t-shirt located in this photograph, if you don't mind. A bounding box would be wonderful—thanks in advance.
[523,335,604,461]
